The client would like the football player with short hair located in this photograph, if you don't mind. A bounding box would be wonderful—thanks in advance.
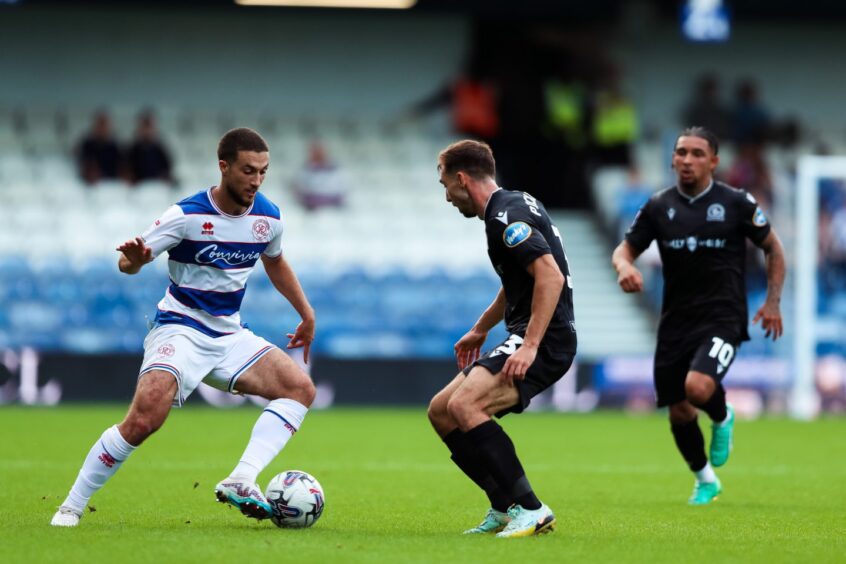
[612,126,785,505]
[427,140,577,538]
[51,128,316,527]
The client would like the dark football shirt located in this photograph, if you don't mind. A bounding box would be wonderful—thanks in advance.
[625,180,771,342]
[484,189,577,351]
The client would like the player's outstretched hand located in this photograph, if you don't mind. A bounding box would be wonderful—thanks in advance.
[454,329,487,370]
[617,263,644,293]
[117,236,153,264]
[116,237,153,273]
[752,300,783,341]
[287,317,315,364]
[501,344,537,383]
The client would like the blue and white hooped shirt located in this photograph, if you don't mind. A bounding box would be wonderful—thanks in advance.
[140,188,283,337]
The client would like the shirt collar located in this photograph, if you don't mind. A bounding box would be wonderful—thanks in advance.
[676,179,714,203]
[482,187,503,218]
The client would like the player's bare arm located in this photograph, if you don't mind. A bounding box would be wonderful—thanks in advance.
[455,288,506,370]
[261,254,316,363]
[752,229,786,341]
[116,236,153,275]
[612,240,644,293]
[502,254,564,382]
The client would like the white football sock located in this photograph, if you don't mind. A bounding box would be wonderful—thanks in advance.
[230,399,308,483]
[63,425,136,513]
[694,462,717,484]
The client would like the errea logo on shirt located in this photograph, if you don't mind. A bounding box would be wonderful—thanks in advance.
[503,222,532,247]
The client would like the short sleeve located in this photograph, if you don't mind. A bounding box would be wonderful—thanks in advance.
[624,199,657,252]
[140,205,186,259]
[262,218,283,258]
[739,191,771,246]
[494,215,553,269]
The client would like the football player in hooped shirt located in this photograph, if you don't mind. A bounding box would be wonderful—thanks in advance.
[427,140,577,538]
[51,128,317,527]
[612,127,785,505]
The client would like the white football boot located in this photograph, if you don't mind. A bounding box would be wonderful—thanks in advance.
[495,503,556,538]
[50,506,83,527]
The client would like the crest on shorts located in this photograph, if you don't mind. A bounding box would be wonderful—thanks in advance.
[157,343,175,358]
[252,218,271,242]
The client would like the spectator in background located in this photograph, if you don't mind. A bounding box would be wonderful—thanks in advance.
[680,73,731,140]
[540,59,590,209]
[77,110,121,185]
[291,141,347,212]
[450,74,500,143]
[726,143,774,209]
[589,65,639,167]
[731,79,772,145]
[407,63,500,147]
[127,110,174,186]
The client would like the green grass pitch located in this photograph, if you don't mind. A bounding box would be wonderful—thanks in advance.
[1,406,844,563]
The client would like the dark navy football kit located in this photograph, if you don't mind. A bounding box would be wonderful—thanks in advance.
[625,180,771,406]
[463,189,577,415]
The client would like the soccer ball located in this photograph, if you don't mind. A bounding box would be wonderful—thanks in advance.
[264,470,325,528]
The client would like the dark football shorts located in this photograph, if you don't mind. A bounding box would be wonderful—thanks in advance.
[462,332,576,417]
[653,331,742,407]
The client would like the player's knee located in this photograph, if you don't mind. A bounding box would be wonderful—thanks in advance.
[299,377,316,407]
[668,403,697,425]
[284,373,315,407]
[685,379,713,405]
[427,394,448,428]
[121,414,163,445]
[446,395,472,427]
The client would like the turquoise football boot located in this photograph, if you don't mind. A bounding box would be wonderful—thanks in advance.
[688,478,722,506]
[463,508,511,534]
[710,404,735,467]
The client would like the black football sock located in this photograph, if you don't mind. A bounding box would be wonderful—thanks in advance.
[693,384,728,423]
[443,429,512,512]
[464,420,542,511]
[671,418,708,472]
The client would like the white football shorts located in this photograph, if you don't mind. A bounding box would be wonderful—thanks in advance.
[139,323,276,407]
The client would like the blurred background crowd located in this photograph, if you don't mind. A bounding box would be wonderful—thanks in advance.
[0,0,844,414]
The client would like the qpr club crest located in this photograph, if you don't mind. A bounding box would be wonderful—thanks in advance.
[252,218,271,242]
[157,343,175,358]
[706,203,725,222]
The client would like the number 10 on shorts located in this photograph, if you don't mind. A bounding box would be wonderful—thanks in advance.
[708,337,735,370]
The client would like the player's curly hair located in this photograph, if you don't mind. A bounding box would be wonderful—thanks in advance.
[679,126,719,155]
[217,128,269,163]
[438,139,496,179]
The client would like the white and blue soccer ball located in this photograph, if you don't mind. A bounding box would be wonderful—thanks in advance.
[265,470,325,528]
